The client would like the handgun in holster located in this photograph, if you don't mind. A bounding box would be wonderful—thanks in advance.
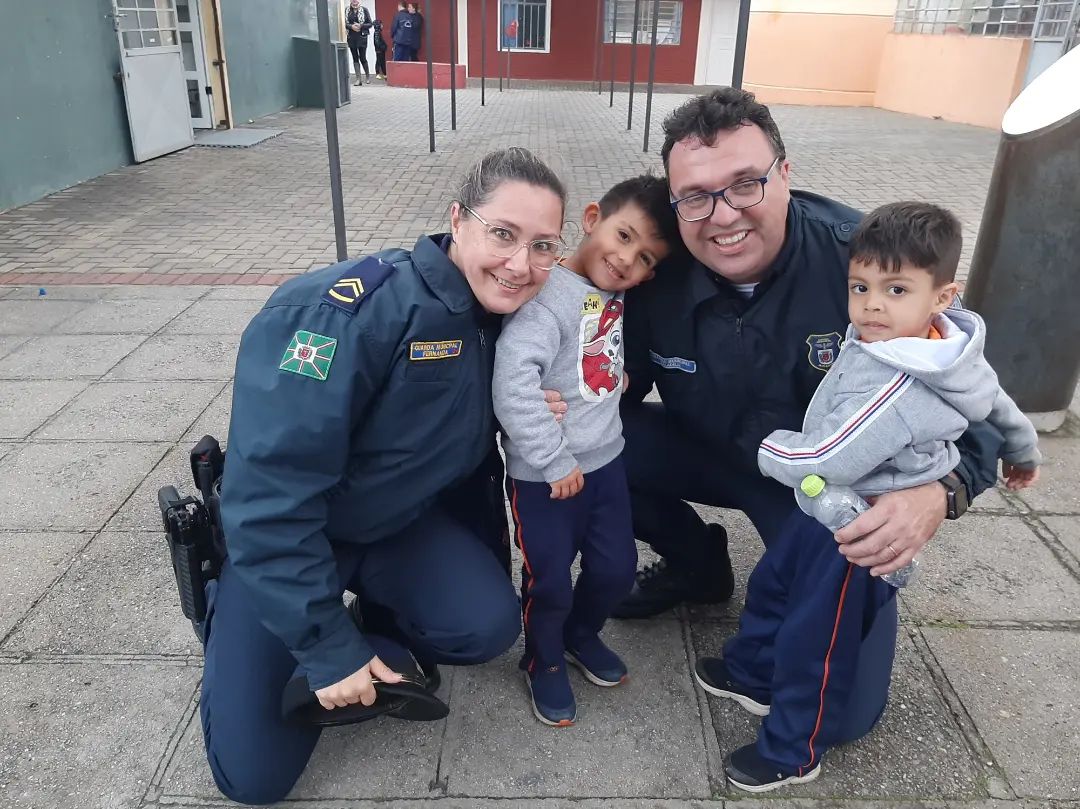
[157,435,227,630]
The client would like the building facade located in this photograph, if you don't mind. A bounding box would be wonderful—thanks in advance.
[371,0,742,87]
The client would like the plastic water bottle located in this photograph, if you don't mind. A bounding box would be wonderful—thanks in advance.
[799,474,919,588]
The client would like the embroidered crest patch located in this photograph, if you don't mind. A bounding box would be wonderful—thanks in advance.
[410,340,463,361]
[280,331,338,380]
[806,332,842,371]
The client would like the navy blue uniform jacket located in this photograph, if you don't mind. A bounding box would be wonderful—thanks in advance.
[391,9,421,48]
[623,190,1002,497]
[220,235,503,690]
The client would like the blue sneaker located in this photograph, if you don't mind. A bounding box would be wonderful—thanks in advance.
[524,663,576,726]
[724,743,821,793]
[693,657,771,716]
[565,634,628,687]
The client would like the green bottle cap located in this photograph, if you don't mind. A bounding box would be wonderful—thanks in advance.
[800,475,826,498]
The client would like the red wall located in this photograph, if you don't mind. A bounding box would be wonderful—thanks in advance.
[465,0,700,84]
[375,0,456,63]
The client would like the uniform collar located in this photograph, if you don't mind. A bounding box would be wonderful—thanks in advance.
[412,233,476,314]
[686,197,801,308]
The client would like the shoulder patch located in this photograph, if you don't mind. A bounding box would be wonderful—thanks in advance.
[321,256,395,315]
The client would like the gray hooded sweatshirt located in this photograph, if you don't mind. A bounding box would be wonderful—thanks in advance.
[758,307,1040,513]
[493,265,626,483]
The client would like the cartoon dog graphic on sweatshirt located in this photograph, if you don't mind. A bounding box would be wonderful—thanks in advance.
[579,298,624,401]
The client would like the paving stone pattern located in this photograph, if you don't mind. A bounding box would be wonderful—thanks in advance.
[1,89,1077,809]
[0,86,998,285]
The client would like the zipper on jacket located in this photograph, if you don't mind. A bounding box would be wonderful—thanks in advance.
[732,315,763,436]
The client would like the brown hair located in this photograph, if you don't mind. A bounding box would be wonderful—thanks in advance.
[661,87,786,171]
[849,201,962,286]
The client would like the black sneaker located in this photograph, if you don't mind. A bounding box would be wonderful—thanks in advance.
[724,743,821,793]
[349,598,440,692]
[693,657,770,716]
[611,525,735,619]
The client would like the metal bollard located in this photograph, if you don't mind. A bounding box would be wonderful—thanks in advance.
[965,46,1080,432]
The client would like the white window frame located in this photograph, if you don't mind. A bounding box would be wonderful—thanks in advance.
[603,0,684,46]
[497,0,552,54]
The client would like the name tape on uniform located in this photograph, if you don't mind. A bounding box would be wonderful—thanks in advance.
[649,350,697,373]
[410,340,463,361]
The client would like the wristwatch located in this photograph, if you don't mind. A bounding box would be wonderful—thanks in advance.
[939,471,969,520]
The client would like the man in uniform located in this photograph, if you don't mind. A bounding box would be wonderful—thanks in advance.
[614,88,1001,788]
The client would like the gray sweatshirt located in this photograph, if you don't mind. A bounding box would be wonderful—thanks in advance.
[757,307,1041,513]
[494,265,626,483]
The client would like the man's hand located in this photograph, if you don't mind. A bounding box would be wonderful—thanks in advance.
[542,389,568,422]
[1002,462,1039,491]
[550,467,584,499]
[314,656,403,710]
[834,481,947,576]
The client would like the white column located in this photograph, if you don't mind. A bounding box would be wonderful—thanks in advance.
[458,0,470,71]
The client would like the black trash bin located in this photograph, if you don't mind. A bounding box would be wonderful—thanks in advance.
[965,46,1080,432]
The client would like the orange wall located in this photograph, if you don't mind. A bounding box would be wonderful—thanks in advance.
[743,11,892,106]
[875,33,1031,129]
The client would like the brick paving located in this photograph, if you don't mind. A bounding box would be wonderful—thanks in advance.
[3,88,1080,809]
[0,85,999,286]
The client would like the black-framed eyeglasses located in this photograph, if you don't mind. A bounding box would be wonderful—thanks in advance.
[670,157,783,222]
[459,204,566,271]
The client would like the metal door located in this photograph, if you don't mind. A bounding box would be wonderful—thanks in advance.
[176,0,214,128]
[113,0,194,162]
[1024,0,1080,86]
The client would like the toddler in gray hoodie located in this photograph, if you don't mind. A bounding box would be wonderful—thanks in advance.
[711,201,1041,794]
[493,176,679,727]
[758,201,1041,511]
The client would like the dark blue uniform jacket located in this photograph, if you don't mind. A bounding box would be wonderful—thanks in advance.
[624,190,1002,497]
[220,235,502,689]
[391,9,421,48]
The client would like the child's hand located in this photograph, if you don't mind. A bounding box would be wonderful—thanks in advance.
[550,467,584,499]
[622,371,630,392]
[1002,462,1040,490]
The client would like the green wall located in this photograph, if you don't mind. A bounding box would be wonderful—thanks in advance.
[221,0,318,124]
[0,0,132,211]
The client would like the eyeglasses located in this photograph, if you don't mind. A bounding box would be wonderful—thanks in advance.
[459,204,566,271]
[670,157,782,222]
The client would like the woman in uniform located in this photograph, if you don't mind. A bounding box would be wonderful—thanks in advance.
[200,147,568,804]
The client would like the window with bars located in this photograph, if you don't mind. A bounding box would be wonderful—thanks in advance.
[500,0,550,51]
[893,0,1079,39]
[602,0,683,45]
[117,0,179,50]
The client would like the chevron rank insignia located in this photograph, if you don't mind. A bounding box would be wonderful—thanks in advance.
[280,331,338,381]
[321,256,394,314]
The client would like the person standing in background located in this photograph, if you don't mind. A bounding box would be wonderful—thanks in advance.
[345,0,373,85]
[407,1,424,61]
[372,18,388,79]
[390,1,419,62]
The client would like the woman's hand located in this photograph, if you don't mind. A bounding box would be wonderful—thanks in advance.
[550,467,584,499]
[314,655,403,710]
[834,482,947,576]
[542,389,568,422]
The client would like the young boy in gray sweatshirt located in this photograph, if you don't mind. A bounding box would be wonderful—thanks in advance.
[493,176,679,727]
[699,201,1041,793]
